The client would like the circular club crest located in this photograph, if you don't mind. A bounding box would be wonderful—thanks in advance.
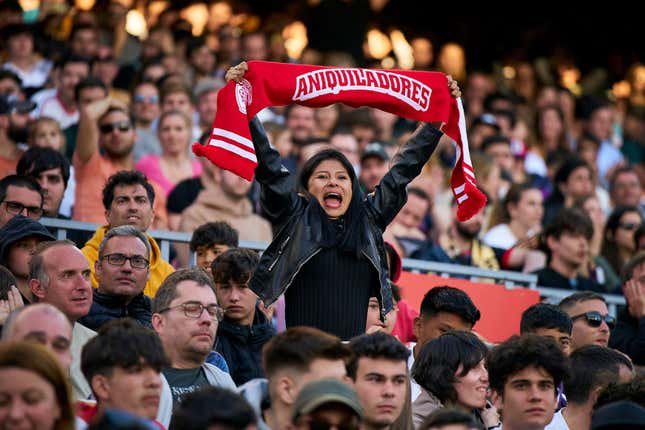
[235,79,253,114]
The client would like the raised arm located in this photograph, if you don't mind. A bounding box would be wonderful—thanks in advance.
[75,96,128,163]
[367,76,461,229]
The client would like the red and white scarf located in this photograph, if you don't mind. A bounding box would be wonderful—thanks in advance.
[193,61,486,221]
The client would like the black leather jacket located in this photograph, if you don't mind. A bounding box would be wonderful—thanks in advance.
[248,118,443,319]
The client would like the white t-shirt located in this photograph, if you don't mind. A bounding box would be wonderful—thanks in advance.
[407,342,422,401]
[483,224,518,250]
[545,408,570,430]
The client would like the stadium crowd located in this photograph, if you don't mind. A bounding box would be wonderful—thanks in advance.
[0,1,644,429]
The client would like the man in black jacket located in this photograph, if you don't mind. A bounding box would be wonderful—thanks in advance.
[609,251,645,365]
[79,225,152,330]
[212,248,275,385]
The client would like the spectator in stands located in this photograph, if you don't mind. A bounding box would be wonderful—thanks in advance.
[409,287,481,401]
[212,248,275,385]
[132,81,161,161]
[291,379,363,430]
[520,303,572,356]
[79,226,153,331]
[0,215,54,302]
[159,81,201,141]
[414,198,501,270]
[69,23,100,59]
[1,23,53,91]
[151,269,235,411]
[0,341,76,430]
[359,142,390,193]
[608,166,643,214]
[178,149,272,263]
[0,265,20,326]
[32,54,90,129]
[2,303,73,370]
[330,127,361,173]
[546,346,633,430]
[484,182,543,251]
[468,113,501,151]
[28,240,95,399]
[16,147,70,218]
[73,95,168,227]
[384,186,432,258]
[63,76,109,160]
[533,208,602,291]
[0,96,37,175]
[412,331,498,429]
[487,335,567,430]
[194,78,224,136]
[170,386,258,430]
[525,105,572,179]
[82,171,174,297]
[186,37,217,83]
[347,332,410,430]
[418,408,484,430]
[285,104,317,147]
[0,70,23,99]
[593,375,645,410]
[635,224,645,252]
[0,174,43,227]
[542,158,594,227]
[190,221,239,277]
[135,109,202,197]
[79,318,168,428]
[584,99,623,187]
[600,206,643,282]
[609,252,645,365]
[237,326,351,430]
[559,292,614,350]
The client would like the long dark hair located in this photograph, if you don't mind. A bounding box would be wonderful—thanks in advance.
[298,149,367,255]
[601,205,643,273]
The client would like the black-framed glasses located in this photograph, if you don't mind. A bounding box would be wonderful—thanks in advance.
[101,253,150,269]
[158,301,225,321]
[571,311,616,329]
[2,200,43,219]
[99,121,132,134]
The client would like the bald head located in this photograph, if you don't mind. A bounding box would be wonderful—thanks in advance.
[2,303,73,369]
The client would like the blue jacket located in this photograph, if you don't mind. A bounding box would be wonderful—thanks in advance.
[215,306,275,386]
[78,290,152,331]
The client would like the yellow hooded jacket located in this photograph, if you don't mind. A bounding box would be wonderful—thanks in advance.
[82,225,175,297]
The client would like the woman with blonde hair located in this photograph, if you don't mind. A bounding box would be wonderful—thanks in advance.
[0,341,76,430]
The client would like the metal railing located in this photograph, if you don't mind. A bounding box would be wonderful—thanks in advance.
[39,217,626,314]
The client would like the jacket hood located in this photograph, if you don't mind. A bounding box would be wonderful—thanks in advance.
[0,215,55,264]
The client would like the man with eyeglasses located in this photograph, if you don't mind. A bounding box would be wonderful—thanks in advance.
[151,268,235,421]
[0,174,43,228]
[609,251,645,365]
[78,225,154,331]
[559,292,615,351]
[73,94,167,225]
[81,171,174,297]
[132,81,161,162]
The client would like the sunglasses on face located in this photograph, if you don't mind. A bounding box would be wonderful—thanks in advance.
[134,94,159,104]
[99,121,132,134]
[308,421,359,430]
[571,311,616,329]
[618,222,640,231]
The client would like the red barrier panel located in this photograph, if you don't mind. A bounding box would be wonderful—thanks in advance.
[397,271,541,343]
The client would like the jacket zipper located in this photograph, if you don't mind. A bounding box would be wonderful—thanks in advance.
[268,235,291,271]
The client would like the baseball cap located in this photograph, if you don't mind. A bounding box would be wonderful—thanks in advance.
[0,95,36,115]
[292,379,363,421]
[591,400,645,429]
[471,113,501,132]
[360,142,390,163]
